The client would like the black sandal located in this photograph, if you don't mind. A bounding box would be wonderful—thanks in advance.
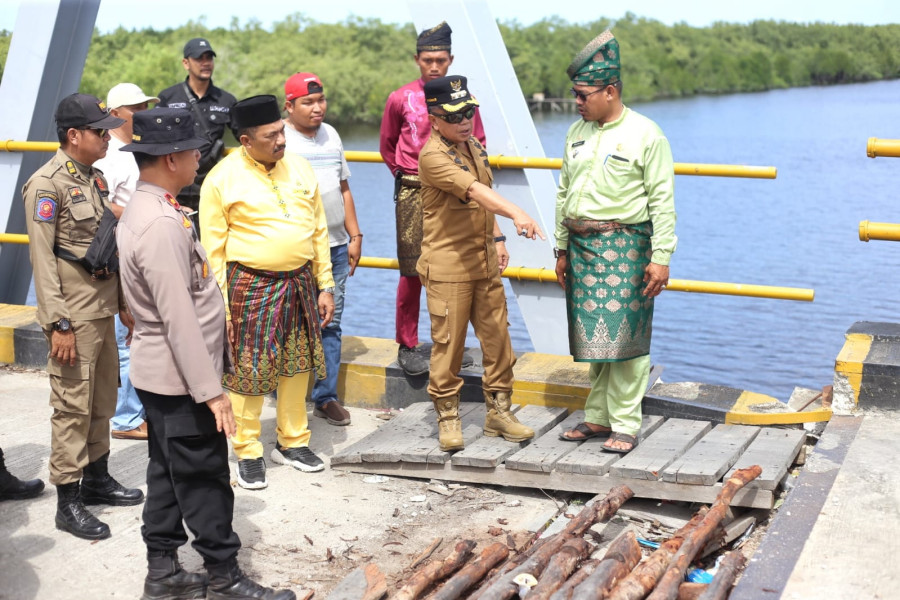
[559,422,612,442]
[601,432,638,453]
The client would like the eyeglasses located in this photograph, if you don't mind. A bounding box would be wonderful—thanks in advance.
[432,106,476,124]
[78,127,108,138]
[570,87,604,102]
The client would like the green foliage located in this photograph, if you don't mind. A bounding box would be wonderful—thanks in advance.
[2,15,898,124]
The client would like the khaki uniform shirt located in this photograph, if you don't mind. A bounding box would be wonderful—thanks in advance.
[22,149,122,327]
[417,132,498,282]
[117,182,230,403]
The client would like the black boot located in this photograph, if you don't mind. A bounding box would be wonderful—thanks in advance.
[81,451,144,506]
[0,447,45,501]
[206,557,296,600]
[55,481,110,540]
[142,549,208,600]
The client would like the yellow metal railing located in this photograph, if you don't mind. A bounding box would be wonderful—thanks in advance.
[0,141,777,179]
[859,220,900,242]
[866,138,900,158]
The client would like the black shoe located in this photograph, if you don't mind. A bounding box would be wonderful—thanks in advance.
[236,457,267,490]
[206,557,296,600]
[55,482,111,540]
[81,452,144,506]
[270,446,324,473]
[398,345,429,376]
[0,448,45,501]
[143,549,208,600]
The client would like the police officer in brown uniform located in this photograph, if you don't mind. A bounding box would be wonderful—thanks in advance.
[118,107,296,600]
[22,93,144,541]
[417,76,545,451]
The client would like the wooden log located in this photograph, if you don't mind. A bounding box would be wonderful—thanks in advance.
[696,551,746,600]
[607,507,710,600]
[431,542,510,600]
[528,538,594,600]
[547,560,600,600]
[647,466,761,600]
[392,540,476,600]
[476,534,572,600]
[677,583,708,600]
[564,485,635,537]
[408,537,443,570]
[326,563,387,600]
[570,531,642,600]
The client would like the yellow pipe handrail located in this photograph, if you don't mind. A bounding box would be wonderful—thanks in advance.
[859,220,900,242]
[0,233,29,245]
[357,257,813,301]
[0,140,777,179]
[866,137,900,158]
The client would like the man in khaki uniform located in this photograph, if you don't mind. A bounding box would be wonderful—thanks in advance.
[23,93,143,541]
[417,76,545,451]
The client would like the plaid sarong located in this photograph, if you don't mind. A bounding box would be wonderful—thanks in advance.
[224,261,326,395]
[394,174,423,277]
[564,219,654,362]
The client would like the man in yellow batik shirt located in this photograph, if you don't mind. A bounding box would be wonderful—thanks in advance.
[200,95,335,490]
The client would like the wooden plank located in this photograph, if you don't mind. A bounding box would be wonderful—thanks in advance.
[363,403,440,463]
[330,461,774,509]
[608,418,712,480]
[396,402,482,464]
[451,405,568,468]
[504,410,585,472]
[331,403,433,465]
[554,415,665,476]
[725,427,806,490]
[661,424,760,485]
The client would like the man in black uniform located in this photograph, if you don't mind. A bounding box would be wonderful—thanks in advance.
[157,37,237,216]
[118,108,295,600]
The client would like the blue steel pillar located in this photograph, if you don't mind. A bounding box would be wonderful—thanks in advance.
[0,0,100,304]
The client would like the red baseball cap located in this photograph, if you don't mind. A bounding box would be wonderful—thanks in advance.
[285,72,324,101]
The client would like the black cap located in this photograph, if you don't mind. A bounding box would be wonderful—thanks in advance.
[424,75,479,113]
[233,95,282,129]
[55,93,126,130]
[120,107,207,155]
[183,37,216,58]
[417,21,452,52]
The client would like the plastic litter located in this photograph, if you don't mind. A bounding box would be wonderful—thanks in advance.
[513,573,538,597]
[363,475,388,484]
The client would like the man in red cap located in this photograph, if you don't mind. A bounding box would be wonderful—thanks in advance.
[283,72,360,427]
[380,21,485,377]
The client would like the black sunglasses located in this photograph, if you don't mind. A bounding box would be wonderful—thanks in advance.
[433,106,476,124]
[78,127,108,138]
[570,87,604,102]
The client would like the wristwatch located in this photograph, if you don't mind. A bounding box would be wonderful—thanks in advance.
[53,318,72,332]
[320,287,335,295]
[554,248,568,259]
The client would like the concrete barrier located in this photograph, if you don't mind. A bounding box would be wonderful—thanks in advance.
[834,321,900,412]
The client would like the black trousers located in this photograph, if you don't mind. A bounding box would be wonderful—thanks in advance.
[136,389,241,564]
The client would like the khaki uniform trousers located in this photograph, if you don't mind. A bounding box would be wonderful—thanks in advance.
[44,316,117,485]
[423,275,516,400]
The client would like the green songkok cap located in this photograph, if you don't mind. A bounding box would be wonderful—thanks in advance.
[567,29,621,86]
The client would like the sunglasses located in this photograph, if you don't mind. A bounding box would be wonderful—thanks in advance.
[78,127,108,138]
[433,106,476,124]
[570,87,604,101]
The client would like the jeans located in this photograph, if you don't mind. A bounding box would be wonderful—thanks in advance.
[311,244,349,408]
[111,314,145,431]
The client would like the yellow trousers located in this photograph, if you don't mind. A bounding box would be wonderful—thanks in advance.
[229,372,312,460]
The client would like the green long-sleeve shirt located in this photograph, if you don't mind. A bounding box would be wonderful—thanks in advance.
[554,106,677,265]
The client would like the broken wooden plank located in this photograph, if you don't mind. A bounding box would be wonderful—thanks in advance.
[325,563,387,600]
[661,424,760,485]
[554,415,665,476]
[452,405,569,468]
[724,427,806,490]
[609,419,712,480]
[504,411,586,472]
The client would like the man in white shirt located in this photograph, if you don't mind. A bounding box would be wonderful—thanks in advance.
[94,82,158,441]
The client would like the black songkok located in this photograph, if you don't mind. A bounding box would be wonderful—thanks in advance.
[417,21,452,53]
[232,95,282,129]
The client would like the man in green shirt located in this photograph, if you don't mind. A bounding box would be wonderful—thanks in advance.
[554,30,676,453]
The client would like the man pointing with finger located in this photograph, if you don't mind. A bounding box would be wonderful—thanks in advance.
[555,30,677,454]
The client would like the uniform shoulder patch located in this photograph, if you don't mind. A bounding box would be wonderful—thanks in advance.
[68,186,86,203]
[34,191,58,222]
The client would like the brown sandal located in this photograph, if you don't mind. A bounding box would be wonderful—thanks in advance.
[601,432,638,454]
[559,422,612,442]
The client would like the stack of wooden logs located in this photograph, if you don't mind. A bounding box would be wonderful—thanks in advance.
[327,466,762,600]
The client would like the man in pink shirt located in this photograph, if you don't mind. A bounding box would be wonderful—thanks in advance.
[379,21,486,376]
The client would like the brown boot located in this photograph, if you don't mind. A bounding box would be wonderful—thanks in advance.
[483,391,534,442]
[432,395,464,451]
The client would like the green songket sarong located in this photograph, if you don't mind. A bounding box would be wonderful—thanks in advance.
[564,219,654,362]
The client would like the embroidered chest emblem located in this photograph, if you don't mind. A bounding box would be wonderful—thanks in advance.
[68,186,86,203]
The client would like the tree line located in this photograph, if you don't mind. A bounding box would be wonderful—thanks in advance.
[1,12,898,126]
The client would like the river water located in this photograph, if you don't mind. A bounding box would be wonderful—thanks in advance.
[338,79,900,400]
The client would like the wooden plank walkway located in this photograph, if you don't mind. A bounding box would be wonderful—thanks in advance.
[331,402,806,509]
